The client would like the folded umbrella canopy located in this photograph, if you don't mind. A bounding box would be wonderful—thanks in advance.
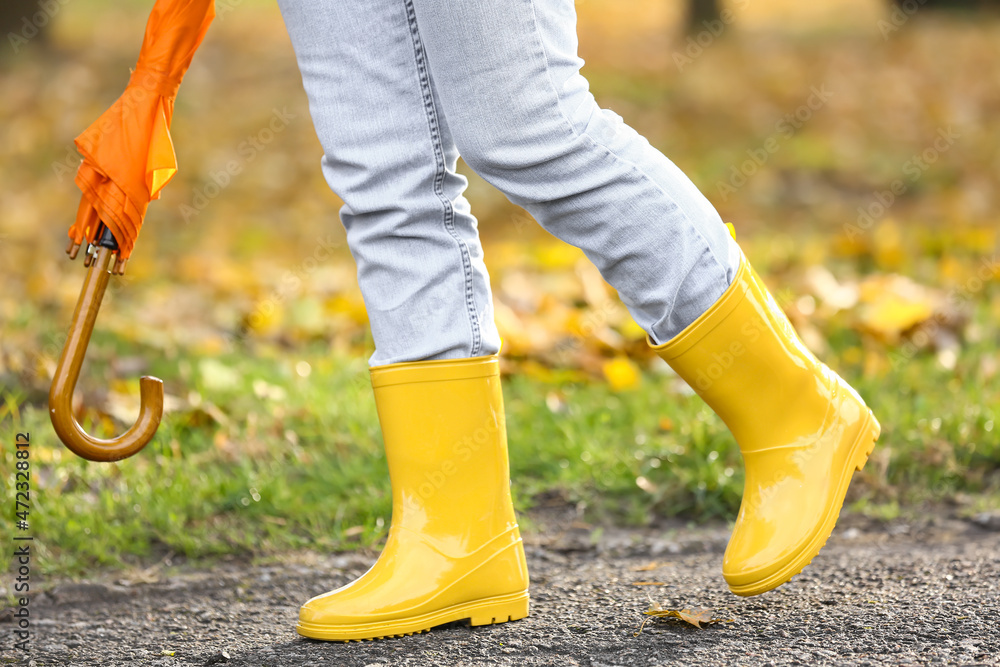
[51,0,215,462]
[68,0,215,266]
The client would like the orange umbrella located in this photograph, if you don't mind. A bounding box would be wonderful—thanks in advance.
[52,0,214,462]
[68,0,215,267]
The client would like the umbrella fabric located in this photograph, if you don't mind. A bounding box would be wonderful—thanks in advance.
[69,0,215,260]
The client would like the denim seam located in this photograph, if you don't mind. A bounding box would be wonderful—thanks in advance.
[404,0,482,357]
[520,0,731,314]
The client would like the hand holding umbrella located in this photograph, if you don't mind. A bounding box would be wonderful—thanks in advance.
[50,0,215,462]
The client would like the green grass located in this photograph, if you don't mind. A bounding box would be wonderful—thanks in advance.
[2,8,999,581]
[2,292,998,579]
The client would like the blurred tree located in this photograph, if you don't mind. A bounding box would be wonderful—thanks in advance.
[686,0,722,33]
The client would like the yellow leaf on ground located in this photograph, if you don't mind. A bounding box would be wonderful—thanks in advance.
[643,603,729,629]
[855,274,939,343]
[861,298,933,340]
[630,561,664,572]
[602,356,640,391]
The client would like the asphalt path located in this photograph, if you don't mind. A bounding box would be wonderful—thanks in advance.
[3,511,999,666]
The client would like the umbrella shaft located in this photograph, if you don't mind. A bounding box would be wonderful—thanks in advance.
[54,248,114,402]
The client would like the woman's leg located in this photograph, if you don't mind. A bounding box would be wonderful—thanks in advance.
[276,0,500,365]
[409,0,742,343]
[408,0,878,599]
[276,0,528,642]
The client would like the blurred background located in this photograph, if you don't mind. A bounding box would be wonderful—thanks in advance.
[1,0,998,574]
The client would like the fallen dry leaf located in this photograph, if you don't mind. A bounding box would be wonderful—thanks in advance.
[645,607,719,629]
[630,561,664,572]
[854,274,941,344]
[635,599,731,635]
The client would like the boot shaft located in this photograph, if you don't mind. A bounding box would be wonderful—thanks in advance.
[652,250,842,452]
[370,355,519,552]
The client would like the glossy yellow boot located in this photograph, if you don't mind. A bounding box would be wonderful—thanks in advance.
[649,245,880,597]
[296,355,530,640]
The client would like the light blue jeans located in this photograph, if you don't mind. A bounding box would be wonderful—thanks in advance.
[276,0,741,366]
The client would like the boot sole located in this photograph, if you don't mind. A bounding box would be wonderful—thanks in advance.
[295,590,529,641]
[727,410,881,597]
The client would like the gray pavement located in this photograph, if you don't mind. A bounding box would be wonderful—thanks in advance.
[4,512,999,666]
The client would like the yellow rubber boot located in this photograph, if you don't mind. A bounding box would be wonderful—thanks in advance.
[649,246,880,596]
[296,355,529,640]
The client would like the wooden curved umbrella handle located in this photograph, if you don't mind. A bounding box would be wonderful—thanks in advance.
[49,244,163,462]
